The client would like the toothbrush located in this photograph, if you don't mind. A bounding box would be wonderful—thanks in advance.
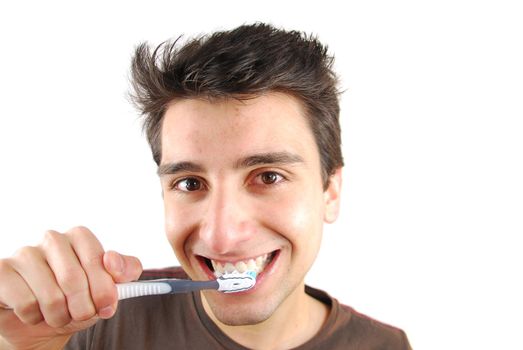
[0,272,256,310]
[116,271,257,300]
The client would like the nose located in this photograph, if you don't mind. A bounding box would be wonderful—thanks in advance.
[198,185,255,255]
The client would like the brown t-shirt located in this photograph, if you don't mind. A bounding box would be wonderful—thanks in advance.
[65,267,411,350]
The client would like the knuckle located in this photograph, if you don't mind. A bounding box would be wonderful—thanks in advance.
[41,291,67,311]
[83,253,103,270]
[58,266,86,292]
[92,286,117,309]
[41,229,62,249]
[12,245,39,261]
[68,225,92,237]
[21,311,44,326]
[14,298,40,321]
[0,258,11,274]
[46,313,71,328]
[67,226,99,248]
[71,304,96,321]
[65,289,97,321]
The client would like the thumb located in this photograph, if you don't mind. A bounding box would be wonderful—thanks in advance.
[103,250,143,283]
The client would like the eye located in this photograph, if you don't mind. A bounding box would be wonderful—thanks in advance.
[255,171,285,186]
[173,177,204,192]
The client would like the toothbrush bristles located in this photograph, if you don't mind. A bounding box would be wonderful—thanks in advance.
[217,271,257,293]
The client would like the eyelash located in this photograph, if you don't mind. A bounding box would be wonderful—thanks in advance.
[170,176,206,192]
[253,171,286,186]
[169,171,287,192]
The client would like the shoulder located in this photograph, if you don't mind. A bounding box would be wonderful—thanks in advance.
[340,304,411,349]
[306,286,411,350]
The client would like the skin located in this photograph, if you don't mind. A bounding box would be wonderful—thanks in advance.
[0,92,342,350]
[0,230,142,349]
[159,93,342,349]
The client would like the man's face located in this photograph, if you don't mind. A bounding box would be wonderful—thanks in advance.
[159,93,341,325]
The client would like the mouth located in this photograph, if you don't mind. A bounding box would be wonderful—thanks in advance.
[197,250,279,279]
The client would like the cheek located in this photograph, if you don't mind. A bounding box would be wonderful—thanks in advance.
[264,189,324,250]
[164,200,196,259]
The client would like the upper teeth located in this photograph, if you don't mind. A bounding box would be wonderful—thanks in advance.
[211,253,271,277]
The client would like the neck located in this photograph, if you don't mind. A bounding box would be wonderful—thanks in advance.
[201,283,329,350]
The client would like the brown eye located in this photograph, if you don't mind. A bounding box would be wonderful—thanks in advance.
[260,172,280,185]
[175,177,203,191]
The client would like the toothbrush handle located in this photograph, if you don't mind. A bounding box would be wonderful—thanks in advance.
[166,279,219,293]
[117,279,219,300]
[117,281,172,300]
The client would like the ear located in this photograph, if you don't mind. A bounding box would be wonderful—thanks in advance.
[323,167,342,223]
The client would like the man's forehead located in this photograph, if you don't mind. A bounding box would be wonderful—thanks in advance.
[161,100,312,158]
[158,93,318,170]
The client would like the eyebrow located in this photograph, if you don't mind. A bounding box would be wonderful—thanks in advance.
[157,162,205,176]
[234,152,304,169]
[157,152,304,176]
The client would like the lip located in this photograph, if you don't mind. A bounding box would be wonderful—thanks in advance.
[195,250,281,293]
[201,255,266,267]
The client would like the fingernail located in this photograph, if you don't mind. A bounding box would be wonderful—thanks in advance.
[98,306,115,319]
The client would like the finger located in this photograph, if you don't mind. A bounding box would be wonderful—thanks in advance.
[41,230,96,321]
[103,251,143,283]
[0,259,43,325]
[9,248,70,327]
[66,227,117,319]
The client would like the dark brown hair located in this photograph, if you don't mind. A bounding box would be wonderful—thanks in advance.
[130,23,343,188]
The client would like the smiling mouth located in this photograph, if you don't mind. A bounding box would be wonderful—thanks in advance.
[200,251,278,278]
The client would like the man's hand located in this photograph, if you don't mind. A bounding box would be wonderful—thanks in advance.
[0,226,142,350]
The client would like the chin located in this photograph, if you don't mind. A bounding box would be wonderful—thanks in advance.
[203,290,283,326]
[208,299,276,326]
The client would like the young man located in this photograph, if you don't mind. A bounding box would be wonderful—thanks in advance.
[0,24,411,349]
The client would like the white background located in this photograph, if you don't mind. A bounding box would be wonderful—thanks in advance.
[1,1,522,349]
